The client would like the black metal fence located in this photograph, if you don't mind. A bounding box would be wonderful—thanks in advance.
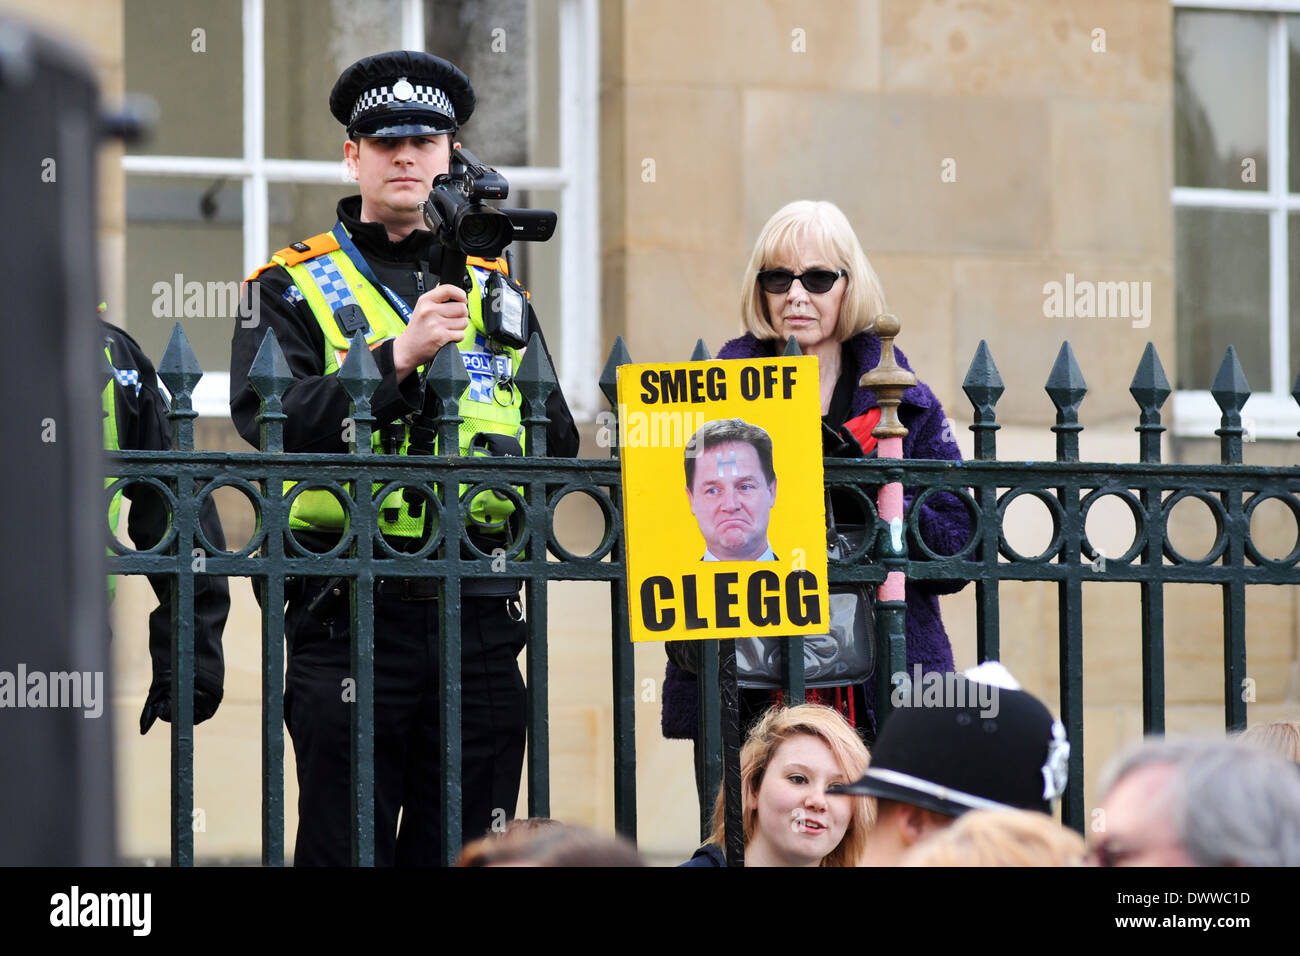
[107,323,1300,865]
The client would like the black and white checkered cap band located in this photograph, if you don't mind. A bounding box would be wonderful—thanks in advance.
[350,82,456,124]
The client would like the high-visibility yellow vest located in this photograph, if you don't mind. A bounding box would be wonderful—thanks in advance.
[249,232,527,538]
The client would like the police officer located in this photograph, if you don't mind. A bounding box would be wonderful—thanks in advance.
[229,51,579,866]
[102,311,229,732]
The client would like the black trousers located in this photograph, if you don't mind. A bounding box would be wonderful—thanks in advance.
[283,580,527,866]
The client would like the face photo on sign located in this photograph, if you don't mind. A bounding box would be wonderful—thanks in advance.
[684,419,778,562]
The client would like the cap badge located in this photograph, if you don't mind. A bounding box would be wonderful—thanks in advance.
[392,77,414,102]
[1040,719,1070,801]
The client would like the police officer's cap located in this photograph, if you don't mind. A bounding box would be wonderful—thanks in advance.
[828,663,1071,817]
[330,51,475,138]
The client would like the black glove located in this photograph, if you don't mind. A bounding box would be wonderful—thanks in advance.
[821,421,865,459]
[139,680,222,735]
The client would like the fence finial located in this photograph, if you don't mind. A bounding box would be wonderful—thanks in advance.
[517,330,557,457]
[1211,346,1251,465]
[248,329,290,453]
[426,343,470,456]
[1129,343,1170,464]
[337,331,380,453]
[599,336,632,410]
[1045,342,1087,463]
[860,313,916,439]
[159,322,203,452]
[962,340,1003,461]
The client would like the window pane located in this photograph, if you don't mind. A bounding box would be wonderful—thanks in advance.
[1291,16,1300,193]
[125,176,245,373]
[125,0,242,157]
[425,0,537,165]
[264,0,403,162]
[1175,11,1268,191]
[1175,208,1270,391]
[1291,215,1300,388]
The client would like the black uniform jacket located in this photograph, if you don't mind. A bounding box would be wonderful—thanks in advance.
[103,321,230,733]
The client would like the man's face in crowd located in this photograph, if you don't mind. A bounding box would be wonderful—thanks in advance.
[345,133,451,229]
[686,440,777,561]
[1090,763,1195,866]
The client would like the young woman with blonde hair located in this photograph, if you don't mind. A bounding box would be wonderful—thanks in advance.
[680,704,874,867]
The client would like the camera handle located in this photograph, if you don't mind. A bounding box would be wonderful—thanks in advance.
[402,246,472,521]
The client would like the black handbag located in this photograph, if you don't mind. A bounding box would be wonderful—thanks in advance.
[666,510,876,689]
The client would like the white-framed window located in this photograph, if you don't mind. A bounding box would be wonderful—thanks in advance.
[122,0,600,420]
[1172,0,1300,439]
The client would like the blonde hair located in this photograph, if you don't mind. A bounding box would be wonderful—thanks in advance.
[900,809,1086,867]
[1240,721,1300,762]
[739,200,887,343]
[707,704,874,867]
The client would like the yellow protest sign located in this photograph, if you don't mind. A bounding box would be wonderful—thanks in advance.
[616,357,828,643]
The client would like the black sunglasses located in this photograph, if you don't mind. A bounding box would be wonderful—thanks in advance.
[757,268,846,295]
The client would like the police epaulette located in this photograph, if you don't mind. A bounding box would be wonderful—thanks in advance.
[243,233,342,283]
[273,233,341,266]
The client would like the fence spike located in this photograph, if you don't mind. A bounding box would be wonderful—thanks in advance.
[599,336,632,409]
[159,322,203,451]
[517,331,557,458]
[517,330,557,396]
[426,341,470,402]
[337,330,381,403]
[248,328,292,402]
[1211,346,1251,465]
[1210,345,1251,414]
[1045,341,1087,410]
[783,335,802,356]
[1129,342,1171,411]
[962,339,1004,411]
[962,340,1003,461]
[1129,342,1170,464]
[690,338,711,362]
[1045,342,1086,462]
[158,322,204,400]
[337,331,380,454]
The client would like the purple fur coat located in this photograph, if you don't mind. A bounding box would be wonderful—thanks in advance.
[660,332,974,738]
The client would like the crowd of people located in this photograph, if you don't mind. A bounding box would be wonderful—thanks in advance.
[454,703,1300,868]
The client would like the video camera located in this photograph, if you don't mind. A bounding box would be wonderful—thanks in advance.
[403,146,557,522]
[421,145,556,262]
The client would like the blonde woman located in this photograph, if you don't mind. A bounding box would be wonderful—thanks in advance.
[680,704,874,866]
[662,201,973,776]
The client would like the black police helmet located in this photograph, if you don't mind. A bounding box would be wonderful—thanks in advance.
[830,665,1070,817]
[330,50,475,139]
